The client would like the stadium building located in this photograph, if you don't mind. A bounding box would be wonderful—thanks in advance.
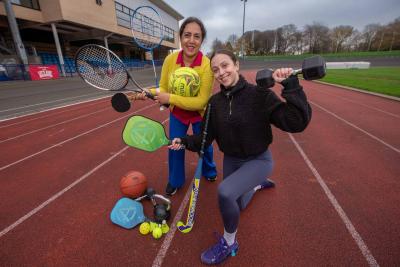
[0,0,184,80]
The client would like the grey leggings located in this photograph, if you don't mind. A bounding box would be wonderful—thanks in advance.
[218,150,274,233]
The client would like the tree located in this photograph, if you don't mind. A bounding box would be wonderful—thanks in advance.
[303,22,330,53]
[362,23,380,51]
[211,38,224,52]
[331,25,354,52]
[276,24,297,54]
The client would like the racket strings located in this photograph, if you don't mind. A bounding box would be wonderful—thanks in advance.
[131,7,163,50]
[76,45,128,90]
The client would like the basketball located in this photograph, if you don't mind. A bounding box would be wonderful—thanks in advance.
[168,67,201,97]
[120,171,147,198]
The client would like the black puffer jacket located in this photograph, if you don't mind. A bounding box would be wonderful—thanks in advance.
[182,75,312,158]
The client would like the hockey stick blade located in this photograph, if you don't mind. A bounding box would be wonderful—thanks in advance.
[177,179,199,233]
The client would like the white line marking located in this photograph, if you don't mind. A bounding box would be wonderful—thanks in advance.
[313,90,400,119]
[0,107,109,143]
[0,104,156,171]
[0,146,129,238]
[152,180,193,267]
[0,114,169,238]
[288,133,379,267]
[0,99,106,129]
[0,93,102,113]
[310,100,400,154]
[0,95,110,123]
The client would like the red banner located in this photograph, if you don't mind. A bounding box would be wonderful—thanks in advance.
[29,65,59,80]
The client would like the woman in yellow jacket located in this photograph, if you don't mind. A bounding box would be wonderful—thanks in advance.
[153,17,217,195]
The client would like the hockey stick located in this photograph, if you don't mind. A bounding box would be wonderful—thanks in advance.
[177,103,212,233]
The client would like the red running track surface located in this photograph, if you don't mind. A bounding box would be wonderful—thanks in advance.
[0,71,399,266]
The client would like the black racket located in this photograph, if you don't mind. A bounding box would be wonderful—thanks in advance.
[75,44,162,112]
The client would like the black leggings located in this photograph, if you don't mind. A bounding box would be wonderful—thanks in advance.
[218,150,274,233]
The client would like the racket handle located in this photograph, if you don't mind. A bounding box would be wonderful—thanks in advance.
[144,91,155,100]
[160,104,169,111]
[143,90,168,110]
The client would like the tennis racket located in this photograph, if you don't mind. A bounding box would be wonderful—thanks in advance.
[177,103,212,233]
[75,44,164,112]
[130,5,164,88]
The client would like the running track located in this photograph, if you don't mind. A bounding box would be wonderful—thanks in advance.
[0,71,399,266]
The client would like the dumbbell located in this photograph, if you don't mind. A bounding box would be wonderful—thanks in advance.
[145,188,171,224]
[255,55,326,88]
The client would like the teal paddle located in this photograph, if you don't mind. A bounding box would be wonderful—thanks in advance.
[123,116,170,152]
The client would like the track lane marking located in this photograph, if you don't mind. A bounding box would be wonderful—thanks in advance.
[289,133,379,267]
[0,113,168,238]
[0,99,108,129]
[0,146,129,238]
[311,89,400,119]
[0,107,109,143]
[0,104,156,171]
[310,100,399,154]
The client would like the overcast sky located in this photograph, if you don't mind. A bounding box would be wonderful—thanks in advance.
[163,0,400,53]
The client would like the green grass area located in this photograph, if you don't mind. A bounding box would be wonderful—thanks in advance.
[246,50,400,61]
[320,67,400,97]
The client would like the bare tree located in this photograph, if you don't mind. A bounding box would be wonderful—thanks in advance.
[303,22,330,53]
[275,24,298,54]
[362,23,380,51]
[211,38,225,52]
[387,17,400,51]
[331,25,354,52]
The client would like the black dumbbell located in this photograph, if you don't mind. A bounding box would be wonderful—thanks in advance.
[256,55,326,89]
[145,187,171,223]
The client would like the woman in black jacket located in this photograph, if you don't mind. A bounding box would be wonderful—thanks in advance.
[169,49,312,265]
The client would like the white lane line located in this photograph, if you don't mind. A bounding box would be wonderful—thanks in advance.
[289,133,379,267]
[0,104,156,171]
[0,95,110,123]
[313,90,400,119]
[0,99,106,129]
[0,92,103,113]
[310,100,400,154]
[152,176,192,267]
[0,107,109,143]
[0,146,129,238]
[152,117,207,267]
[0,114,169,238]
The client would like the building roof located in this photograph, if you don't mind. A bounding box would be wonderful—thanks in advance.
[149,0,184,21]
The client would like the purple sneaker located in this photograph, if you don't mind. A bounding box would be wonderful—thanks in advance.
[200,233,239,265]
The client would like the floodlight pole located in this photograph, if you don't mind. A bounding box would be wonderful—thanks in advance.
[241,0,247,58]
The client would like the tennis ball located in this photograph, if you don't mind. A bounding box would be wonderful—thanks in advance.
[168,67,200,97]
[152,227,163,239]
[149,221,158,232]
[161,220,170,234]
[139,222,150,235]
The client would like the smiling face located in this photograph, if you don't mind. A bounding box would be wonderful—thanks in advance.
[211,53,240,88]
[180,22,203,62]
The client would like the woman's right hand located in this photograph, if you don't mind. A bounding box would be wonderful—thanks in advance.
[168,138,185,150]
[133,91,148,100]
[272,68,294,84]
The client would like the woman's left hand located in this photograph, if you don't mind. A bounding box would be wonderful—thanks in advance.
[155,92,170,105]
[272,68,294,83]
[168,138,185,150]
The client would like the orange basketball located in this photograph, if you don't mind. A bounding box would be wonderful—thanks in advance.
[120,171,147,198]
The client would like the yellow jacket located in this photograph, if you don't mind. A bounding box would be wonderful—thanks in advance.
[151,51,214,116]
